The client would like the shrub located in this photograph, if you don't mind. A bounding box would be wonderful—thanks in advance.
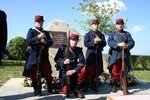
[8,36,27,60]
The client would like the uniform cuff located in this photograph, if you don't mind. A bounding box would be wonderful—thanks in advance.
[74,66,81,73]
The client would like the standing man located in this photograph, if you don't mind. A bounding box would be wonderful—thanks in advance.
[23,15,58,96]
[0,10,7,65]
[107,18,135,93]
[83,19,106,93]
[54,33,85,98]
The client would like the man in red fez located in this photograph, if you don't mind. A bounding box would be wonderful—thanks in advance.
[0,10,7,65]
[35,15,44,22]
[70,33,79,40]
[83,19,106,93]
[116,18,124,25]
[54,33,85,98]
[107,18,135,93]
[23,15,58,96]
[91,19,99,25]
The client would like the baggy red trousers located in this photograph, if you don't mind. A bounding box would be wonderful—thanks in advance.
[111,59,125,80]
[85,65,102,82]
[29,61,53,83]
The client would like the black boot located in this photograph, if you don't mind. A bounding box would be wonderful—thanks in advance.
[32,82,42,96]
[91,81,99,93]
[82,81,89,93]
[74,84,85,98]
[47,81,59,94]
[111,80,117,93]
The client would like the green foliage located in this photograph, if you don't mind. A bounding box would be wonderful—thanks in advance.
[131,55,150,70]
[73,0,127,35]
[8,36,27,60]
[138,56,150,70]
[130,55,139,70]
[2,60,25,66]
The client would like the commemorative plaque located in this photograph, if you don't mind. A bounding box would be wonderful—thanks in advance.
[48,31,67,48]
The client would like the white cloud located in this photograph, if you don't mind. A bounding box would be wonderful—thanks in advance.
[131,25,145,32]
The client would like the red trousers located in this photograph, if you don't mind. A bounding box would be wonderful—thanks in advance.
[29,61,53,83]
[77,68,86,84]
[111,59,125,80]
[61,68,86,94]
[85,65,102,82]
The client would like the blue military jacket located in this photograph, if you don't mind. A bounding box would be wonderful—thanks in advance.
[84,30,106,70]
[107,30,135,72]
[25,28,53,70]
[54,44,85,79]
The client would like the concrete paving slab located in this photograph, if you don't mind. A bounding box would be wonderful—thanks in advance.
[0,78,150,100]
[3,78,24,87]
[107,94,150,100]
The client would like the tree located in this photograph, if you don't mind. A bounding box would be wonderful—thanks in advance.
[8,36,27,60]
[73,0,126,35]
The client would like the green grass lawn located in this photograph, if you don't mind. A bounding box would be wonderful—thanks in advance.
[130,70,150,82]
[0,60,24,86]
[0,66,24,86]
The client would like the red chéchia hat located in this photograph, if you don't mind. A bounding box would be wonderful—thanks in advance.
[35,15,44,22]
[70,33,79,40]
[116,18,124,24]
[91,19,99,25]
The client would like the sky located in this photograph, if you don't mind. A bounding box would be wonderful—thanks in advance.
[0,0,150,55]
